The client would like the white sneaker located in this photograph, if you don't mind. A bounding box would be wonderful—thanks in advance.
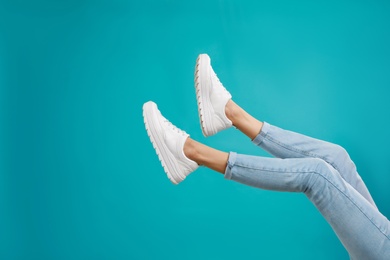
[194,54,232,137]
[143,101,198,184]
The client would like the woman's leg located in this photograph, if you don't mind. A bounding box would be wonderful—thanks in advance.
[184,138,228,174]
[225,100,377,208]
[184,139,390,259]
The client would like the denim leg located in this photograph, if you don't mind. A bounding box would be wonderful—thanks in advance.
[252,122,377,208]
[225,152,390,259]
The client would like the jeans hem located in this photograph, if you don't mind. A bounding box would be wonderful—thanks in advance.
[252,121,271,146]
[224,152,237,180]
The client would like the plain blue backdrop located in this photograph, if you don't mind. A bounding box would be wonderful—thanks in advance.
[1,0,390,259]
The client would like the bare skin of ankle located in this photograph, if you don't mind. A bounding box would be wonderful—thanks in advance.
[183,138,228,174]
[183,99,264,174]
[225,100,264,140]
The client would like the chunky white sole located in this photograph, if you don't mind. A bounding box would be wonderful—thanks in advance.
[142,101,184,184]
[195,54,214,137]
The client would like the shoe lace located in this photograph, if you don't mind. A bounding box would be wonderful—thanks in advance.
[212,70,229,92]
[163,118,186,136]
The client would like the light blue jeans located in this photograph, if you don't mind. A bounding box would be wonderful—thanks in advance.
[225,122,390,259]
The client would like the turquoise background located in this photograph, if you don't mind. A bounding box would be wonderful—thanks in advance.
[1,0,390,259]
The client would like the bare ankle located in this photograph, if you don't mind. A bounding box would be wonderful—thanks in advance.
[183,138,200,164]
[225,99,240,125]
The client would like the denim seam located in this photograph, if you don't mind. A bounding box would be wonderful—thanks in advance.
[263,134,341,172]
[234,162,319,173]
[312,170,390,240]
[232,162,390,240]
